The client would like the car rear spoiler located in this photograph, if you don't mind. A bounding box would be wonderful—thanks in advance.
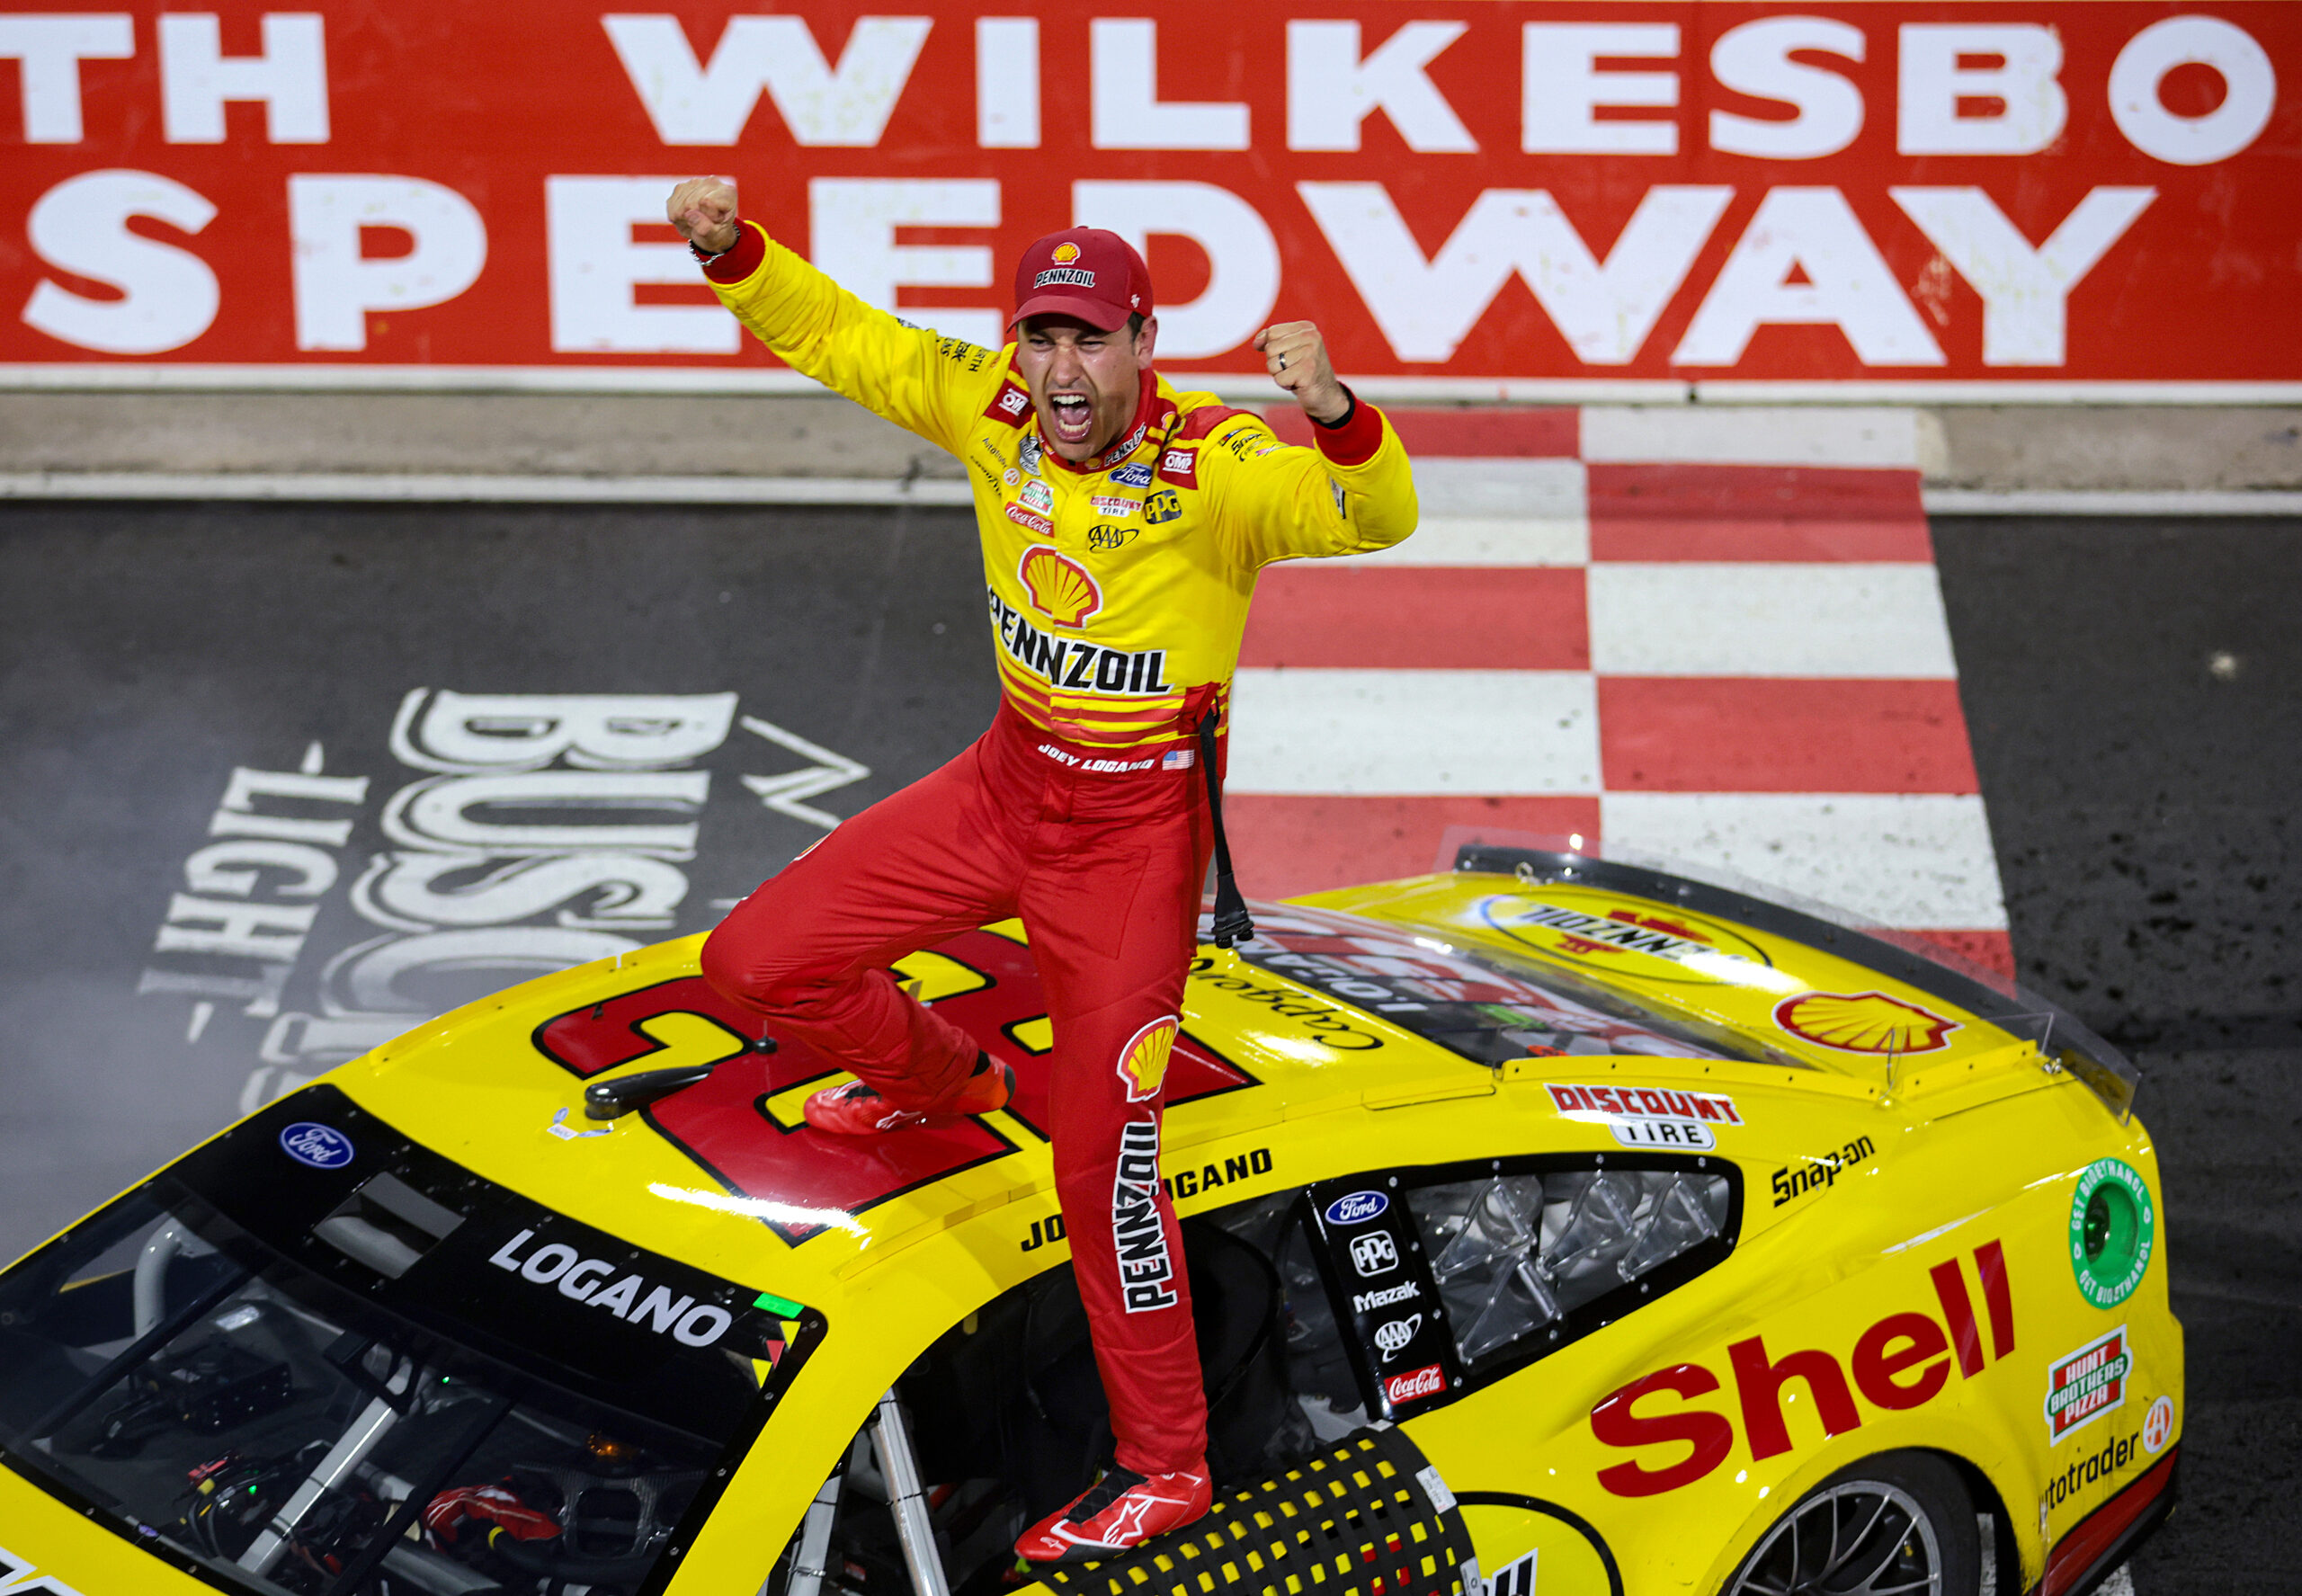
[1453,843,2141,1123]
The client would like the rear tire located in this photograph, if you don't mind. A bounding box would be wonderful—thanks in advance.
[1724,1450,1980,1596]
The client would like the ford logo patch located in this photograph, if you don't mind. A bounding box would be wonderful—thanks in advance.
[280,1122,355,1170]
[1325,1190,1388,1226]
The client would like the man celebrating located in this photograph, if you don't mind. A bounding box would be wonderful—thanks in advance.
[669,177,1416,1564]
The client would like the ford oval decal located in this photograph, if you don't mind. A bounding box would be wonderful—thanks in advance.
[280,1122,355,1169]
[1325,1190,1388,1226]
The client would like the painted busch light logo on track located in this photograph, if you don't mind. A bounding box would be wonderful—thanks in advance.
[1111,461,1154,488]
[1325,1190,1388,1226]
[280,1121,354,1169]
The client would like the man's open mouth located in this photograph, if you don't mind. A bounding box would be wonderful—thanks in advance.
[1048,393,1094,445]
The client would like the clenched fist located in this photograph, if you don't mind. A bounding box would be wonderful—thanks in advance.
[666,177,741,255]
[1252,321,1349,424]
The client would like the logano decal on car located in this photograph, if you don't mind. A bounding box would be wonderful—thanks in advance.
[2070,1157,2155,1309]
[279,1120,356,1168]
[1588,1240,2015,1496]
[2045,1324,2132,1442]
[1547,1083,1742,1150]
[487,1228,735,1347]
[1325,1190,1390,1226]
[1772,990,1959,1055]
[0,1543,85,1596]
[1771,1136,1878,1207]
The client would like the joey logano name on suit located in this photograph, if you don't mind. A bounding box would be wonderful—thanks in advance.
[1112,1120,1179,1312]
[1548,1083,1743,1149]
[988,588,1174,696]
[487,1228,733,1347]
[1589,1240,2015,1496]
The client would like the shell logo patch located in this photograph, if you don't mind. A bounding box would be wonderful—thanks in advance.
[1118,1015,1178,1102]
[1018,546,1102,629]
[1051,242,1081,264]
[1773,990,1959,1054]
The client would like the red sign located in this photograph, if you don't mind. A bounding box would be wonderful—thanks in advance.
[2,4,2296,387]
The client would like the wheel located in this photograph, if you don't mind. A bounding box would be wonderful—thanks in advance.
[1724,1450,1980,1596]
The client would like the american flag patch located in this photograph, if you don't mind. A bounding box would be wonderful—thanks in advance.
[1162,748,1195,770]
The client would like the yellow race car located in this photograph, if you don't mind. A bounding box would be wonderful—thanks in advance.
[0,845,2177,1596]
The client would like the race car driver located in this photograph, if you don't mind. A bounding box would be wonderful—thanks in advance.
[667,176,1417,1563]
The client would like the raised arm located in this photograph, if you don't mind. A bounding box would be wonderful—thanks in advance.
[1209,320,1417,568]
[666,177,1006,458]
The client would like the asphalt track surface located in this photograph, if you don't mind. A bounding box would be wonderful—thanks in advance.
[0,503,2295,1592]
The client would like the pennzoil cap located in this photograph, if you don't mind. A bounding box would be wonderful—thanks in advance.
[1009,227,1153,333]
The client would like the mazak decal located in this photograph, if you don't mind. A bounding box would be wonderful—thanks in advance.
[1111,1119,1178,1312]
[1374,1313,1424,1361]
[1353,1279,1420,1314]
[2040,1427,2140,1514]
[986,383,1030,424]
[1548,1083,1741,1150]
[1385,1363,1445,1405]
[1775,990,1959,1055]
[1771,1136,1878,1206]
[1351,1231,1400,1277]
[280,1120,355,1169]
[1017,546,1104,628]
[1111,461,1154,488]
[1117,1015,1178,1103]
[2141,1394,2174,1454]
[1591,1240,2014,1496]
[1481,895,1776,986]
[487,1228,735,1347]
[2046,1324,2131,1442]
[2070,1157,2155,1309]
[1325,1190,1389,1226]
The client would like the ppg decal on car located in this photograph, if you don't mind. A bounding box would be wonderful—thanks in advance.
[1351,1232,1399,1277]
[279,1121,354,1169]
[1325,1190,1388,1226]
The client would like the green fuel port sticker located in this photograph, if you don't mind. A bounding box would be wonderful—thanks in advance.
[754,1290,806,1318]
[2069,1158,2155,1309]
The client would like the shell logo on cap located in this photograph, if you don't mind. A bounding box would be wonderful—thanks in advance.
[1118,1016,1179,1102]
[1051,242,1081,264]
[1773,990,1959,1055]
[1018,546,1102,629]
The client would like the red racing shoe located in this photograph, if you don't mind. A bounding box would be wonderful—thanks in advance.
[802,1052,1013,1136]
[1014,1465,1212,1565]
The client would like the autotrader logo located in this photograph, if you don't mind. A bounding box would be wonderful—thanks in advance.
[1351,1232,1399,1276]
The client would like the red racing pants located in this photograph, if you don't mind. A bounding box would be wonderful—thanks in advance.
[700,703,1215,1476]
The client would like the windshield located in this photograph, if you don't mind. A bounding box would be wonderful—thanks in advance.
[0,1085,822,1596]
[1233,905,1782,1066]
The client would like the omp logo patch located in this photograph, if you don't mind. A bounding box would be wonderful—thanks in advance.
[987,383,1030,424]
[1158,448,1198,487]
[1017,546,1103,628]
[1775,991,1958,1055]
[1118,1015,1178,1102]
[2046,1324,2132,1442]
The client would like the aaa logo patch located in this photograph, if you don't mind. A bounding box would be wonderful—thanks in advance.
[1118,1015,1178,1102]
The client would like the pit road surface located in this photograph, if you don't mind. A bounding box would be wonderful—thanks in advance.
[0,502,2294,1591]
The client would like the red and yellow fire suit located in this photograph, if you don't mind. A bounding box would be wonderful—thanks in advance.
[695,221,1417,1476]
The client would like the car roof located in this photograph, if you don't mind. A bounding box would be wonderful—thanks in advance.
[321,865,2057,1315]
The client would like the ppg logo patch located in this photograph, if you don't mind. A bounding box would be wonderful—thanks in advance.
[279,1121,355,1169]
[1350,1231,1399,1277]
[1325,1190,1388,1226]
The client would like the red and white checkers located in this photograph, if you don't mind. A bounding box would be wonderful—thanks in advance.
[1238,406,2011,978]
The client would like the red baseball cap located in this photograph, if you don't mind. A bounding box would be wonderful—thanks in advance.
[1009,227,1154,333]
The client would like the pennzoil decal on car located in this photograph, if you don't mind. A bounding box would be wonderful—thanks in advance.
[1774,990,1959,1054]
[2046,1324,2131,1442]
[1548,1083,1742,1150]
[1478,893,1776,986]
